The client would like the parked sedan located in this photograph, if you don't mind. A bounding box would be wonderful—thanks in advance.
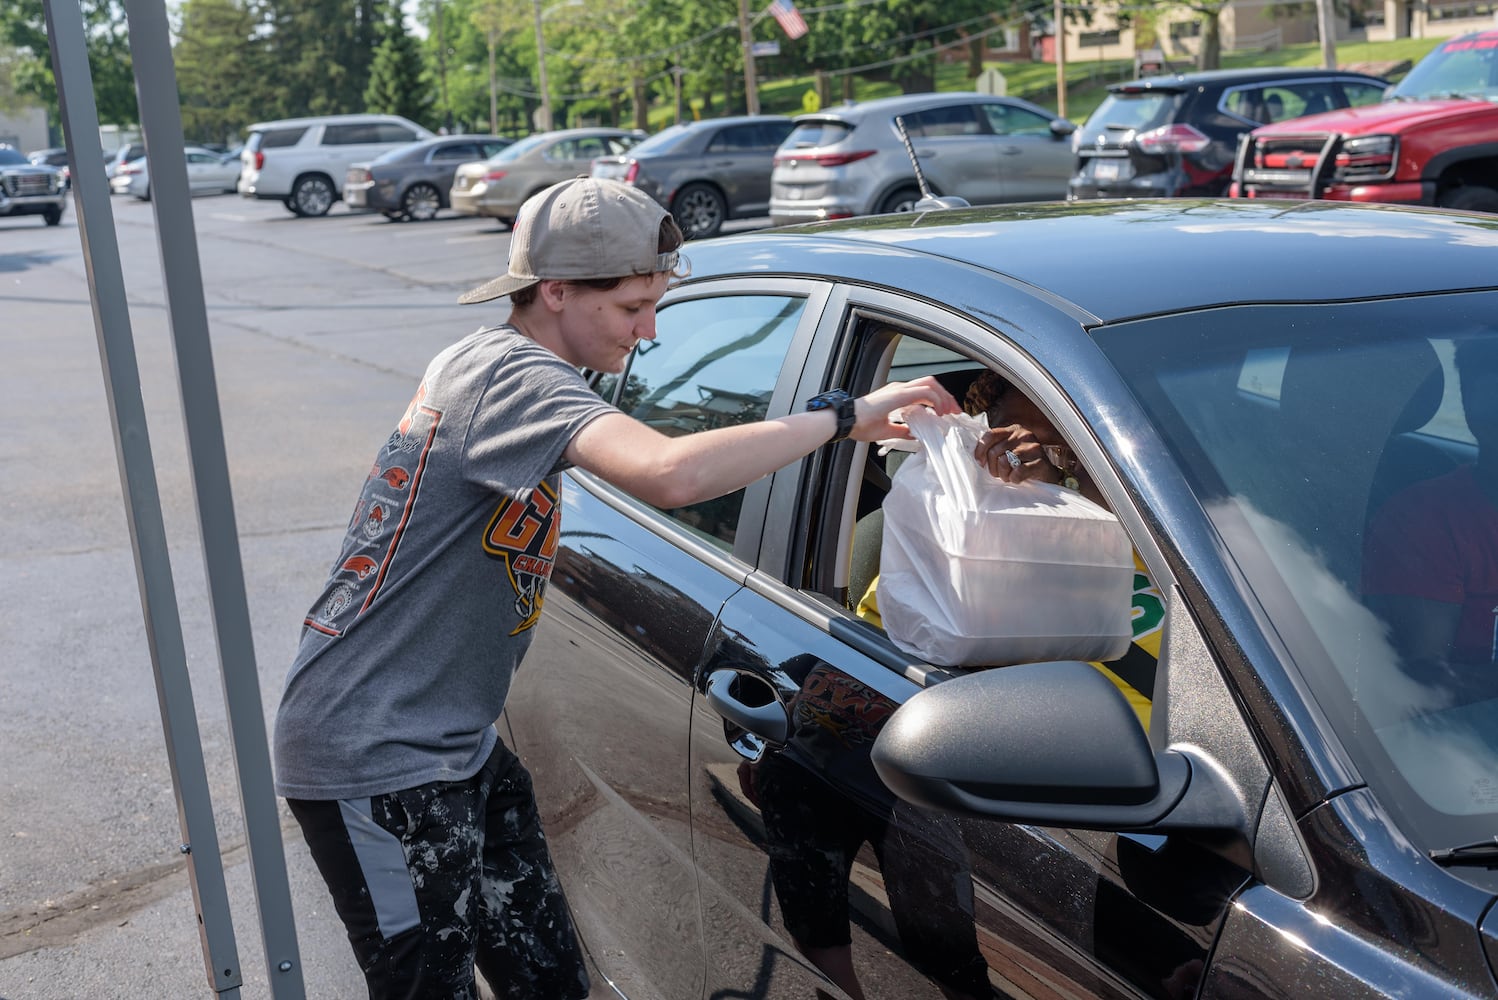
[343,134,510,221]
[109,145,242,200]
[768,92,1075,226]
[449,127,645,226]
[590,114,793,238]
[502,199,1498,1000]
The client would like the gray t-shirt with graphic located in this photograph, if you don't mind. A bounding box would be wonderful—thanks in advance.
[274,326,616,800]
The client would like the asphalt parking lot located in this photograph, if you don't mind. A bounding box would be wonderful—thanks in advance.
[0,189,745,997]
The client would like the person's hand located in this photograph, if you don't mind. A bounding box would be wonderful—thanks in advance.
[975,423,1064,485]
[850,376,961,443]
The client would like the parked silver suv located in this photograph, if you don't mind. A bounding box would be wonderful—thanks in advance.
[769,92,1076,225]
[240,113,434,217]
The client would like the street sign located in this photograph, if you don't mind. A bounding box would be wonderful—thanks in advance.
[975,67,1007,96]
[752,40,781,57]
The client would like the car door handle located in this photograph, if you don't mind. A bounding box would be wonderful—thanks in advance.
[1000,146,1023,155]
[915,149,935,158]
[705,668,790,745]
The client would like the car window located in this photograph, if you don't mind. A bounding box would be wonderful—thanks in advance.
[323,123,378,145]
[249,128,306,152]
[187,151,217,164]
[906,105,985,137]
[432,142,481,162]
[603,294,806,548]
[1096,293,1498,854]
[1081,91,1176,139]
[480,140,511,157]
[981,103,1053,136]
[758,122,794,146]
[373,123,419,143]
[550,137,603,160]
[782,120,853,149]
[706,125,764,152]
[1341,80,1387,107]
[606,135,641,154]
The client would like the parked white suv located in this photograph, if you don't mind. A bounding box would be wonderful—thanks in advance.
[240,114,434,216]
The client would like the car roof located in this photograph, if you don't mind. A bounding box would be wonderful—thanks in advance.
[795,91,1031,123]
[245,113,421,131]
[685,200,1498,325]
[1110,67,1388,92]
[671,115,790,130]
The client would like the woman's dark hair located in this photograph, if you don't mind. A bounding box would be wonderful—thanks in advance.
[510,215,685,307]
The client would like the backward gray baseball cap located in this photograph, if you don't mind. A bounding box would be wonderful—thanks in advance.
[458,176,678,305]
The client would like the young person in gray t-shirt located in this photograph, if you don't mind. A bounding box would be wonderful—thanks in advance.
[273,176,960,998]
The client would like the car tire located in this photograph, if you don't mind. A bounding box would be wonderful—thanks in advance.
[289,174,336,217]
[877,185,922,215]
[1437,184,1498,214]
[42,206,62,227]
[402,182,442,222]
[382,211,404,222]
[138,184,151,202]
[671,183,726,240]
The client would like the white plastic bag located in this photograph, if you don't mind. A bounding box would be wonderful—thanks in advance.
[878,407,1135,667]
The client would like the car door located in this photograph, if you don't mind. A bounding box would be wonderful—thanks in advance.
[703,122,791,217]
[979,102,1073,201]
[906,104,1006,206]
[185,150,215,193]
[505,281,827,999]
[688,286,1258,1000]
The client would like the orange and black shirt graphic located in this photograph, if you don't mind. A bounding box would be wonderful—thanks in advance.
[482,480,561,635]
[304,385,441,637]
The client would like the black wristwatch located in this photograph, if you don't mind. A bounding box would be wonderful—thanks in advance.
[806,388,857,443]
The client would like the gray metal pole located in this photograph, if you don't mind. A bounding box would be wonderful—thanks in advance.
[41,1,244,996]
[121,0,307,995]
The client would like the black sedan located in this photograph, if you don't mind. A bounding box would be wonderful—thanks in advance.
[590,114,793,239]
[503,199,1498,1000]
[344,134,510,221]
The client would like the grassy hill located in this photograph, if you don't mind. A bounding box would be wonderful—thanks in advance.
[650,35,1447,130]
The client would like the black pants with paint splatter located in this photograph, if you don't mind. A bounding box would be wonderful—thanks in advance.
[288,739,591,1000]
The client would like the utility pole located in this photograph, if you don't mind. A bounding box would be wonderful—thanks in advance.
[738,0,760,115]
[533,0,553,130]
[435,0,452,131]
[487,28,498,134]
[1315,0,1338,69]
[1053,0,1067,118]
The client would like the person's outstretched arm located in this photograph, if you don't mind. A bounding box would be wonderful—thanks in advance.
[565,376,960,509]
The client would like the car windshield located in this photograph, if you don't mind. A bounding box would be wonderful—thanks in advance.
[1390,32,1498,101]
[626,125,694,155]
[782,120,853,149]
[1096,291,1498,852]
[0,147,26,166]
[489,133,553,162]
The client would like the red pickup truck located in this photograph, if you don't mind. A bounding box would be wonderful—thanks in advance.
[1231,31,1498,212]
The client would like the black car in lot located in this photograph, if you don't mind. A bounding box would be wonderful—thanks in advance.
[1069,68,1389,200]
[503,199,1498,1000]
[343,134,511,221]
[590,114,794,239]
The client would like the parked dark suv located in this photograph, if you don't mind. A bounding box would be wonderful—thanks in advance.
[1070,68,1389,199]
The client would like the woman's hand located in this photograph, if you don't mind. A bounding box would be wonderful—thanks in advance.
[975,423,1064,485]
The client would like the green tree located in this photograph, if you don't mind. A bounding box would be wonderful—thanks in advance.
[0,0,137,128]
[365,9,435,123]
[257,0,382,118]
[175,0,262,144]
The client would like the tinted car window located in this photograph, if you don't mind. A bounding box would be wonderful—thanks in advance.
[1342,80,1388,106]
[432,142,481,161]
[783,121,853,149]
[707,125,765,152]
[248,128,307,152]
[373,123,419,143]
[491,134,550,161]
[612,294,805,547]
[323,123,379,145]
[907,105,984,137]
[628,125,696,156]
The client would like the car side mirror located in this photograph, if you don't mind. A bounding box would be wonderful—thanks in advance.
[872,660,1245,837]
[1050,119,1077,139]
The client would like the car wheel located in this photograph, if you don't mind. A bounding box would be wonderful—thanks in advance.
[671,183,726,239]
[382,211,404,222]
[138,184,151,202]
[877,185,922,215]
[402,182,442,222]
[42,206,62,227]
[1437,184,1498,214]
[290,174,335,217]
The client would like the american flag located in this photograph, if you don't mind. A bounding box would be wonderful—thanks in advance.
[768,0,808,40]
